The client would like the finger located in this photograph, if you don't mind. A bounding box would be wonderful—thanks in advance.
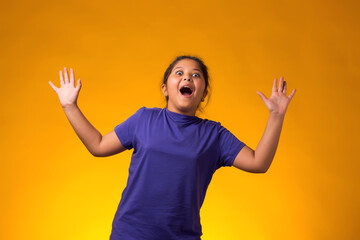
[70,68,75,86]
[278,76,284,93]
[256,91,268,102]
[272,78,277,92]
[288,89,296,100]
[283,81,287,94]
[76,79,82,91]
[64,67,69,83]
[49,81,58,92]
[59,70,64,86]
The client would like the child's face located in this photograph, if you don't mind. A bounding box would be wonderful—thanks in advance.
[162,59,207,116]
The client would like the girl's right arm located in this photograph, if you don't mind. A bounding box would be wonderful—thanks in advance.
[49,67,127,157]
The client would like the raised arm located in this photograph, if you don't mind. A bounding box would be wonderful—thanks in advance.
[49,67,127,157]
[97,130,127,157]
[62,104,127,157]
[232,76,296,173]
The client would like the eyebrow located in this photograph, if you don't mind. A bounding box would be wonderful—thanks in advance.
[174,66,201,72]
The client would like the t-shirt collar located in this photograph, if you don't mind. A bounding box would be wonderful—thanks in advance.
[164,108,201,124]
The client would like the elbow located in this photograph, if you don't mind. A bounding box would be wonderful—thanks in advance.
[258,165,269,173]
[91,152,107,158]
[254,168,267,174]
[254,157,271,174]
[254,163,269,174]
[89,148,103,157]
[90,150,100,157]
[90,147,115,158]
[88,142,106,157]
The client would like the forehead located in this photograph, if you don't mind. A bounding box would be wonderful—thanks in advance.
[173,59,201,71]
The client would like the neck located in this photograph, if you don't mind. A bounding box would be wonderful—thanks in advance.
[166,105,197,116]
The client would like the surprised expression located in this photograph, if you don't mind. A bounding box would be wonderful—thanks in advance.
[162,59,207,115]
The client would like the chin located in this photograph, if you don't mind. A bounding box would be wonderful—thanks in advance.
[176,104,196,114]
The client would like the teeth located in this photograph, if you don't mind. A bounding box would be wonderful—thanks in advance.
[181,86,191,90]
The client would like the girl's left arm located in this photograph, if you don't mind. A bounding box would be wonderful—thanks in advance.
[232,76,296,173]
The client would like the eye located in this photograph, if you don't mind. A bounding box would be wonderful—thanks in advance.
[175,71,182,75]
[193,73,200,77]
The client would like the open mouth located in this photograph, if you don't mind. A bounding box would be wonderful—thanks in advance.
[180,86,193,97]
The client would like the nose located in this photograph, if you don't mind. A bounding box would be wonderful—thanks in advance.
[183,75,192,81]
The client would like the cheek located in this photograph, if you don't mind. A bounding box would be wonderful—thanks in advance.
[167,81,179,94]
[196,81,206,93]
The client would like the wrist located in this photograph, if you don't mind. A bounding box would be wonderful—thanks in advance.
[62,103,78,111]
[269,111,285,120]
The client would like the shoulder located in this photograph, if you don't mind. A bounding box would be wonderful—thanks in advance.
[199,118,223,131]
[133,106,163,119]
[141,106,162,112]
[200,118,235,138]
[139,106,162,115]
[201,118,218,126]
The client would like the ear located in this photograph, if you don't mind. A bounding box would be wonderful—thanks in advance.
[201,89,208,101]
[161,84,168,97]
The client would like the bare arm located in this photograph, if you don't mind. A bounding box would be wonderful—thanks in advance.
[49,67,126,157]
[232,113,284,173]
[62,104,102,155]
[97,130,127,157]
[62,104,126,156]
[233,77,296,173]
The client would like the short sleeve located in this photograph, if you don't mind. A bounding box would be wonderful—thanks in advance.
[217,123,246,168]
[114,107,145,150]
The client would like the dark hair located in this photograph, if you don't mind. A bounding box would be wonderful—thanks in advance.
[162,55,211,113]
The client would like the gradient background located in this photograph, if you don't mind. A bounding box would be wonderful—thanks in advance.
[1,0,359,239]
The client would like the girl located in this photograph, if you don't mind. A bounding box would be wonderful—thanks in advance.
[49,55,296,240]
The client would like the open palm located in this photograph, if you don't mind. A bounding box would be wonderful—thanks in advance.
[256,76,296,116]
[49,67,82,108]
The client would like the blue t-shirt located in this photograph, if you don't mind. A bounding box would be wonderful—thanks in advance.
[110,107,246,240]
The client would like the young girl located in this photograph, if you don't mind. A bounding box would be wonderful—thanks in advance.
[49,55,296,240]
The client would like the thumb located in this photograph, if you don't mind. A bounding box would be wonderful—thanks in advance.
[256,91,268,102]
[76,79,82,91]
[49,81,58,93]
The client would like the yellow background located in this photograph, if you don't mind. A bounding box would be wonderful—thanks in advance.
[1,0,359,239]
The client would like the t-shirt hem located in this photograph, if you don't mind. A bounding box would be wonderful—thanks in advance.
[114,126,131,150]
[229,143,246,166]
